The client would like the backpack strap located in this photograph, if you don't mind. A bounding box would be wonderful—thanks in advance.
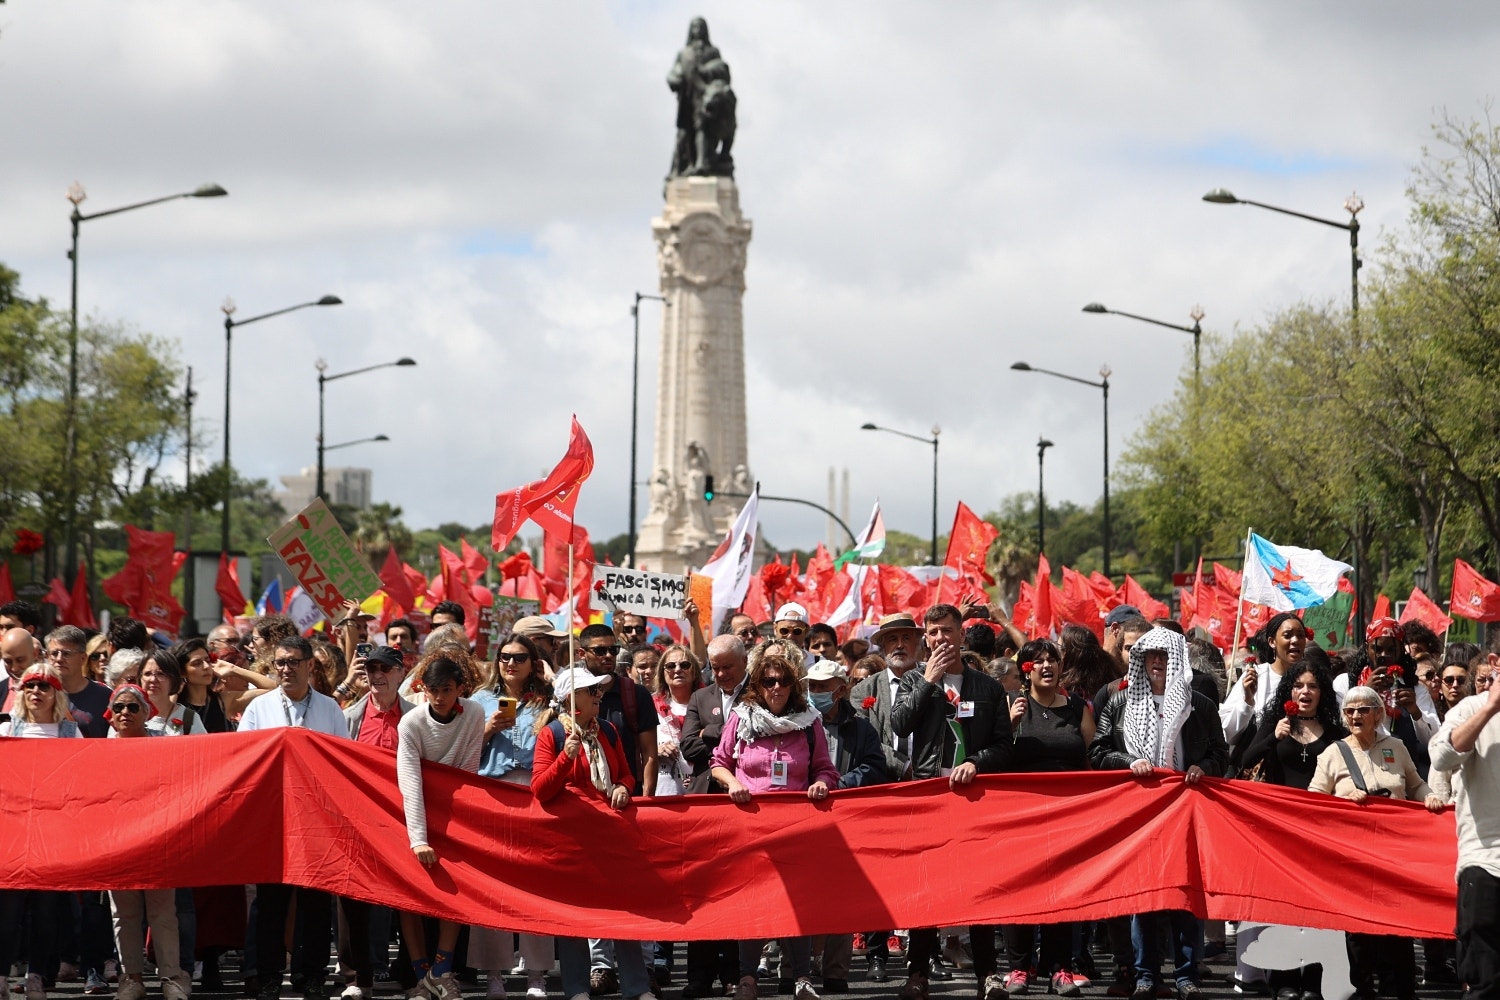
[1335,739,1369,793]
[178,705,198,734]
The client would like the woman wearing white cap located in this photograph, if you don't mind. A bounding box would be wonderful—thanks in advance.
[532,668,657,1000]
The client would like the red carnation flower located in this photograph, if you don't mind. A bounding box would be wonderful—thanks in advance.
[1244,653,1257,664]
[1020,661,1034,674]
[861,696,876,711]
[1283,699,1299,717]
[1119,677,1129,690]
[1388,665,1404,679]
[1305,627,1316,641]
[593,580,606,594]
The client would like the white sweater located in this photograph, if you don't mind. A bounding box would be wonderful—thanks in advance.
[1430,695,1500,881]
[396,699,485,849]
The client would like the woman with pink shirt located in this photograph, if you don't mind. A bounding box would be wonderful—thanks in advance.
[710,650,838,1000]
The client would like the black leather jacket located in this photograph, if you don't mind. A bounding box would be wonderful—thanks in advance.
[1089,687,1228,775]
[891,666,1012,779]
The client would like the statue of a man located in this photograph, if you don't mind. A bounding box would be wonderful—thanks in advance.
[666,17,734,181]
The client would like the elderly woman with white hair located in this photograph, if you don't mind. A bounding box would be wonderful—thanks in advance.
[1308,684,1442,1000]
[1090,627,1226,1000]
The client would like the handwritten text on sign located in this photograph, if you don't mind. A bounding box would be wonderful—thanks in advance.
[267,498,384,619]
[591,566,687,619]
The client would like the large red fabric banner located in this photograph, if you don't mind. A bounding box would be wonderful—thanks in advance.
[0,731,1457,940]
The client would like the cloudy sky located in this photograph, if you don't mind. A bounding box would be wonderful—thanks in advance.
[4,2,1497,557]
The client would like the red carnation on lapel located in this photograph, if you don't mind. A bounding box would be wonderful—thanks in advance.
[861,696,876,711]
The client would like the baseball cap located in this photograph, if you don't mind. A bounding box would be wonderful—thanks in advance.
[805,659,848,682]
[774,602,809,624]
[1105,605,1142,628]
[552,666,610,703]
[513,615,567,639]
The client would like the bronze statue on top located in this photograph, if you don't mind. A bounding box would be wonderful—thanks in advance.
[667,17,736,182]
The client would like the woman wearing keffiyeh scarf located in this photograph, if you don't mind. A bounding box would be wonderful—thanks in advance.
[1123,627,1196,773]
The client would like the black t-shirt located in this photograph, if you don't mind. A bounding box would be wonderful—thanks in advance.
[599,675,659,785]
[1272,729,1339,790]
[65,680,112,738]
[1011,692,1090,773]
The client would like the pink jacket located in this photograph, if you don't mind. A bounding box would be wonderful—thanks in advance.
[711,716,840,793]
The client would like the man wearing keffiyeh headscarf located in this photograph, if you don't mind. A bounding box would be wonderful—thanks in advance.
[1089,627,1227,1000]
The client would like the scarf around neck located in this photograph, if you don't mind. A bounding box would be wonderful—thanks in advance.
[1123,627,1194,770]
[730,702,820,759]
[560,713,613,794]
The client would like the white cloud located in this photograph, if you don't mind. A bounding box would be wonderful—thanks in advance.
[3,0,1499,556]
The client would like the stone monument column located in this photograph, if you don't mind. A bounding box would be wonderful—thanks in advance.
[635,176,753,574]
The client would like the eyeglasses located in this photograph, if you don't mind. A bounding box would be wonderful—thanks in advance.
[734,627,758,639]
[273,657,309,669]
[45,648,82,659]
[1442,675,1469,686]
[1342,706,1376,716]
[110,702,144,714]
[20,681,53,692]
[775,626,807,638]
[1479,675,1495,689]
[495,652,531,664]
[584,645,617,658]
[760,675,793,689]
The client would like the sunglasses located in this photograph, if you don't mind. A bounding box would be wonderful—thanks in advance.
[760,675,793,689]
[619,624,647,634]
[664,662,693,672]
[20,681,53,692]
[776,626,807,638]
[496,652,531,664]
[734,628,758,638]
[366,662,398,674]
[584,645,618,657]
[1342,706,1376,716]
[110,702,144,714]
[1418,672,1437,682]
[1442,675,1469,686]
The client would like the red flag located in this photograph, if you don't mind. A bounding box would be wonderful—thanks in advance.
[439,545,481,642]
[498,551,534,581]
[491,417,595,551]
[542,528,594,627]
[378,547,416,614]
[101,525,185,633]
[877,565,927,619]
[1088,572,1120,612]
[1120,575,1169,622]
[215,553,247,623]
[461,538,489,585]
[1451,560,1500,622]
[936,502,999,605]
[1058,567,1104,639]
[1028,555,1057,640]
[0,562,14,605]
[740,574,771,625]
[759,557,792,610]
[1399,587,1453,636]
[402,563,430,608]
[45,577,71,620]
[1371,593,1393,623]
[67,562,96,630]
[1213,562,1243,595]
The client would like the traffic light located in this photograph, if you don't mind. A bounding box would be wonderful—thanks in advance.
[703,474,715,502]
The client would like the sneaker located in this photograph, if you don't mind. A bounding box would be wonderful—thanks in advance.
[421,975,460,1000]
[1177,984,1203,1000]
[1002,971,1028,996]
[162,979,190,1000]
[754,963,769,982]
[404,988,427,1000]
[85,972,109,996]
[525,976,546,1000]
[304,984,330,1000]
[887,938,904,956]
[896,976,928,1000]
[733,981,757,1000]
[588,972,617,999]
[851,936,865,957]
[1050,973,1081,998]
[118,979,147,1000]
[105,963,120,985]
[487,978,507,1000]
[983,974,1007,1000]
[24,975,45,1000]
[1129,983,1154,1000]
[342,988,368,1000]
[793,982,818,1000]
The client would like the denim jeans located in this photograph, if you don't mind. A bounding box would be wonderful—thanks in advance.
[560,938,649,999]
[1131,911,1202,988]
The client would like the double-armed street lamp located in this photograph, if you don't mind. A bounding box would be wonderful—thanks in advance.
[317,358,416,501]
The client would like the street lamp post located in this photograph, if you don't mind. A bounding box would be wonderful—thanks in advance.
[1202,188,1363,322]
[1204,187,1367,638]
[1083,302,1205,390]
[317,358,417,501]
[628,292,668,567]
[860,422,941,565]
[182,367,198,629]
[1011,362,1112,577]
[220,295,342,553]
[61,181,227,583]
[1036,437,1054,555]
[323,435,390,453]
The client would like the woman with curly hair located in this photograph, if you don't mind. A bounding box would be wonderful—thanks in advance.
[711,649,837,1000]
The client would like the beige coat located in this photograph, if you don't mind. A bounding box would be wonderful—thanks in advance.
[1309,734,1432,801]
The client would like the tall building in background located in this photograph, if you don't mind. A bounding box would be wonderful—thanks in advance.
[276,466,372,515]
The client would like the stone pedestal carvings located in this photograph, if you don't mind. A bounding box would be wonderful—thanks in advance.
[634,176,753,574]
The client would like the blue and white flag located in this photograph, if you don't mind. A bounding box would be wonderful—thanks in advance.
[255,577,283,616]
[1241,532,1351,611]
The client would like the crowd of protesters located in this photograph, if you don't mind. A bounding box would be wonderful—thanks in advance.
[0,591,1496,1000]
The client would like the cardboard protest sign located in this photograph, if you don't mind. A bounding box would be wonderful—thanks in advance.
[267,498,384,619]
[591,566,687,619]
[488,596,541,648]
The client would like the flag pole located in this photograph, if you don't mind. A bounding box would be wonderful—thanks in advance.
[567,531,577,718]
[1227,527,1253,684]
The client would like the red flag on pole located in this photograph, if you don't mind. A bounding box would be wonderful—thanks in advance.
[67,562,96,630]
[439,545,481,641]
[1399,587,1453,636]
[1028,555,1057,639]
[0,562,14,605]
[45,577,71,620]
[101,525,185,632]
[215,553,247,623]
[1120,575,1169,622]
[461,539,489,584]
[1059,567,1104,639]
[935,502,999,605]
[378,547,416,614]
[402,563,430,609]
[491,417,595,551]
[1451,559,1500,622]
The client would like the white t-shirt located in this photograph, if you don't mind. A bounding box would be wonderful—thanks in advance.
[939,673,963,777]
[654,699,693,797]
[237,687,348,737]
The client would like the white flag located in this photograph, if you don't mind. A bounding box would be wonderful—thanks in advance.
[698,486,759,634]
[1241,532,1351,611]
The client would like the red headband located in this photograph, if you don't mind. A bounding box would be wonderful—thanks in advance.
[1365,617,1403,643]
[17,669,62,692]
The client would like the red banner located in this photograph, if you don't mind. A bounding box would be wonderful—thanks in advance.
[0,730,1457,940]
